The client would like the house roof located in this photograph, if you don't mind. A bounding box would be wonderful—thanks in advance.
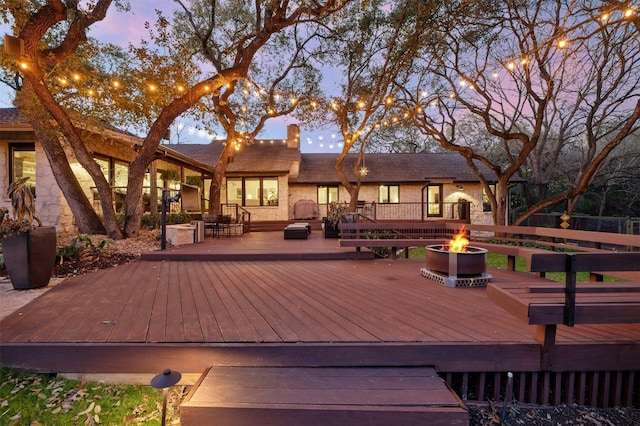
[168,142,501,183]
[0,108,215,174]
[167,140,300,174]
[291,152,499,184]
[162,142,224,166]
[0,107,31,130]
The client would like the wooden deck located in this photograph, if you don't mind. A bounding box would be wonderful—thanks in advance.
[1,231,639,407]
[141,229,376,261]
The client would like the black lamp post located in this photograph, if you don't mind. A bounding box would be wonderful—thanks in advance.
[160,189,181,250]
[151,368,182,426]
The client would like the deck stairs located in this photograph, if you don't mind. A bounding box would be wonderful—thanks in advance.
[180,366,468,425]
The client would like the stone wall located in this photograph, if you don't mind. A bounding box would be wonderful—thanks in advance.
[0,142,73,235]
[0,144,8,212]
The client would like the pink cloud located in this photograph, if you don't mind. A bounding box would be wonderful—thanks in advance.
[88,1,176,47]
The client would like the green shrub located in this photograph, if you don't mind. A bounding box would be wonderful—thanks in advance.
[56,235,111,264]
[138,212,192,229]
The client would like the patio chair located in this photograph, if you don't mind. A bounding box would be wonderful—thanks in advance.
[203,214,219,238]
[219,215,232,237]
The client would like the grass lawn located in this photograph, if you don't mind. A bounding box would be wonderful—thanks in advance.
[0,367,184,425]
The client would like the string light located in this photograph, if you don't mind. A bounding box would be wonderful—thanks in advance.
[13,4,630,153]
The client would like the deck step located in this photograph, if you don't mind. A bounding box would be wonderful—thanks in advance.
[249,220,323,233]
[180,366,468,426]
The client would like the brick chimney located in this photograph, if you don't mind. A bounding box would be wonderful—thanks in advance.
[287,124,300,149]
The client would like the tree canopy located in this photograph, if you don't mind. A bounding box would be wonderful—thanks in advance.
[1,0,638,234]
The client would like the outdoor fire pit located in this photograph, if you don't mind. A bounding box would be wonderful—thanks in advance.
[421,244,493,288]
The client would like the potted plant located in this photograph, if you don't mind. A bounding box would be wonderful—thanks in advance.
[323,202,350,238]
[0,177,56,290]
[160,169,181,185]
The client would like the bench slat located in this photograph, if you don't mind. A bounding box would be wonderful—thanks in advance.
[527,284,640,293]
[528,302,640,325]
[487,283,640,325]
[528,252,640,273]
[338,238,445,248]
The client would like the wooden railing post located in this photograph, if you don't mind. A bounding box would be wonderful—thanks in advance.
[564,254,577,327]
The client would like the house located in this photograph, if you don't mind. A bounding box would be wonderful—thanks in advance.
[0,108,215,235]
[169,124,501,225]
[1,108,504,235]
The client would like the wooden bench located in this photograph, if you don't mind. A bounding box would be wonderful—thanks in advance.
[470,242,550,271]
[339,222,462,240]
[486,252,640,370]
[466,224,640,252]
[338,222,461,258]
[339,238,446,258]
[467,224,640,281]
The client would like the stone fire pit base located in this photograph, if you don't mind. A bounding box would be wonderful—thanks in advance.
[420,267,493,288]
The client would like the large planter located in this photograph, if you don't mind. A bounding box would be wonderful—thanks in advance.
[323,218,340,238]
[2,227,57,290]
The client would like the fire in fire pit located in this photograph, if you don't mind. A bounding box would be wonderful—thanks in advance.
[420,227,493,287]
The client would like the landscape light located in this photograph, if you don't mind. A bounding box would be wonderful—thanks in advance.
[151,369,182,426]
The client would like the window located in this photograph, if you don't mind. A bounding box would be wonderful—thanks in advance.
[378,185,399,203]
[483,184,496,212]
[317,185,339,204]
[93,157,128,188]
[95,157,110,182]
[225,177,278,206]
[114,161,128,189]
[427,184,442,217]
[9,143,36,186]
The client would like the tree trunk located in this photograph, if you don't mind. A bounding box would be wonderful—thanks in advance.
[123,159,148,237]
[18,78,122,239]
[493,176,510,227]
[15,90,107,235]
[335,148,362,211]
[208,145,234,215]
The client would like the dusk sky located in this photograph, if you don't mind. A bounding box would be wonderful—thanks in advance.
[0,2,340,153]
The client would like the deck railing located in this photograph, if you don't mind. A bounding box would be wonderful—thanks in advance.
[317,201,471,221]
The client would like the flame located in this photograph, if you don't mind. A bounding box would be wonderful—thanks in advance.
[448,227,469,252]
